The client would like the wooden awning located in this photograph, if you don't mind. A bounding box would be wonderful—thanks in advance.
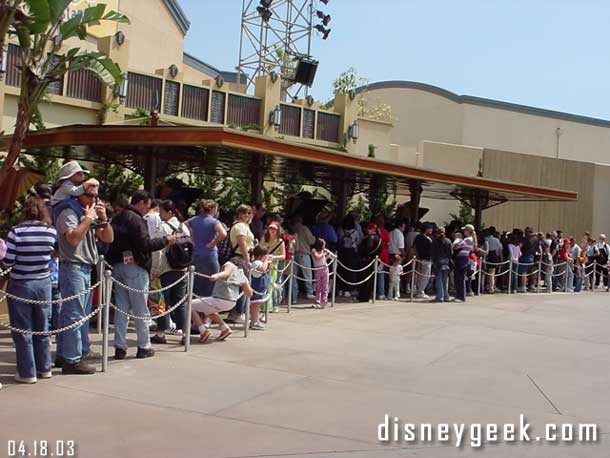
[0,125,577,205]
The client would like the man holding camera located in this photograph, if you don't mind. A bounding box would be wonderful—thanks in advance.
[106,190,177,360]
[55,179,114,375]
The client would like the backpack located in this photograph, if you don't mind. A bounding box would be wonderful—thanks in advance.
[164,222,194,270]
[217,223,235,265]
[341,228,358,250]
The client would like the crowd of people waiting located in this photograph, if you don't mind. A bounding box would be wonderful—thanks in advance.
[1,160,608,388]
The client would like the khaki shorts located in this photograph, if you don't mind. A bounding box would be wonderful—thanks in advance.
[191,297,235,315]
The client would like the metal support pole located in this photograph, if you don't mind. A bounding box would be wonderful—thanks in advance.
[102,270,112,373]
[244,270,252,338]
[537,258,542,294]
[331,254,337,308]
[564,262,569,293]
[96,255,104,334]
[372,256,379,304]
[185,266,194,352]
[508,259,513,294]
[477,263,483,297]
[287,260,294,313]
[410,259,416,302]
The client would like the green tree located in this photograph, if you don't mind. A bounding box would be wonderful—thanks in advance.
[0,0,129,183]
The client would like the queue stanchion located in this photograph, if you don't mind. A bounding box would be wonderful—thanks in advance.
[477,262,483,297]
[410,259,416,302]
[185,265,195,352]
[563,262,569,293]
[372,256,379,304]
[331,254,337,308]
[287,260,294,314]
[593,260,598,290]
[96,255,104,334]
[102,270,112,373]
[508,259,513,295]
[244,270,252,338]
[537,258,542,294]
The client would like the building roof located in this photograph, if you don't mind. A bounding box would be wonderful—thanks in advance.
[163,0,191,35]
[361,80,610,129]
[182,52,247,84]
[0,125,577,205]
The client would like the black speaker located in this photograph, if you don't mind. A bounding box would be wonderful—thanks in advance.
[293,58,319,87]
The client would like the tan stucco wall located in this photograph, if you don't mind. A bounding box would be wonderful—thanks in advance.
[592,164,610,236]
[482,149,595,236]
[181,64,216,86]
[3,95,97,130]
[463,104,610,164]
[360,87,464,149]
[117,0,185,75]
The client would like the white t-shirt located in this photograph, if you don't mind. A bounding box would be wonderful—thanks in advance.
[389,228,405,255]
[389,264,403,281]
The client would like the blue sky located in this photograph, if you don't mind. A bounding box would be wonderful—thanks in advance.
[179,0,610,119]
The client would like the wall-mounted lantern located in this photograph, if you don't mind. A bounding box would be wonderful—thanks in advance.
[270,105,282,130]
[348,120,359,144]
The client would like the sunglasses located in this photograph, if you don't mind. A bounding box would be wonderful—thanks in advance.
[83,192,99,198]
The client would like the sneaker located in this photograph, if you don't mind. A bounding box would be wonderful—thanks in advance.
[38,371,53,379]
[81,350,102,361]
[114,348,127,360]
[227,312,245,324]
[415,293,429,299]
[312,302,322,309]
[377,295,387,300]
[150,334,167,345]
[15,374,37,384]
[272,306,280,313]
[250,321,266,330]
[306,294,316,300]
[454,299,465,303]
[62,360,96,375]
[392,297,399,301]
[466,292,474,297]
[338,291,345,297]
[136,347,155,359]
[343,291,351,298]
[216,327,233,341]
[198,329,211,344]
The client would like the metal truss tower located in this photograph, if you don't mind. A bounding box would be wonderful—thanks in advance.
[238,0,324,100]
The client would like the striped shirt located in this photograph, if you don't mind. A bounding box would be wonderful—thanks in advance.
[5,221,57,280]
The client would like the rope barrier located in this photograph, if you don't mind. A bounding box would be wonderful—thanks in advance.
[336,258,377,273]
[482,259,511,267]
[112,272,188,294]
[291,260,334,272]
[110,292,189,321]
[335,271,376,286]
[0,280,101,305]
[0,306,101,336]
[0,266,13,277]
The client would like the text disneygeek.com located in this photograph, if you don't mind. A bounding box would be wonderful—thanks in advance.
[378,414,598,448]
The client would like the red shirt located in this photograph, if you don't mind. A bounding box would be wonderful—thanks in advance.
[379,227,390,264]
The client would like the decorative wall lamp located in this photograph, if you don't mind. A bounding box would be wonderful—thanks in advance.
[0,45,8,75]
[215,74,224,88]
[115,31,126,46]
[168,64,179,78]
[270,105,282,130]
[348,120,359,144]
[113,73,129,102]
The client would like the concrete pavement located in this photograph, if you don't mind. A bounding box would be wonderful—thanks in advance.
[1,291,609,457]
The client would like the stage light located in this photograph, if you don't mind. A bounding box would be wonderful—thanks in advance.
[260,0,273,7]
[315,10,331,26]
[320,0,329,4]
[315,24,331,40]
[257,6,272,22]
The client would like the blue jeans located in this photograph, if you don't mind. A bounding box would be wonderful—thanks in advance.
[454,256,469,301]
[293,253,314,297]
[156,270,187,332]
[112,263,152,350]
[58,262,93,364]
[434,265,450,302]
[193,254,219,297]
[377,266,386,298]
[48,286,61,331]
[566,265,574,290]
[8,277,52,378]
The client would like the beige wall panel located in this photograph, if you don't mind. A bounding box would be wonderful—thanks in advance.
[4,95,97,130]
[181,64,216,86]
[117,0,185,74]
[483,149,593,235]
[420,141,482,177]
[356,118,393,158]
[463,104,610,165]
[592,165,610,236]
[362,87,464,149]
